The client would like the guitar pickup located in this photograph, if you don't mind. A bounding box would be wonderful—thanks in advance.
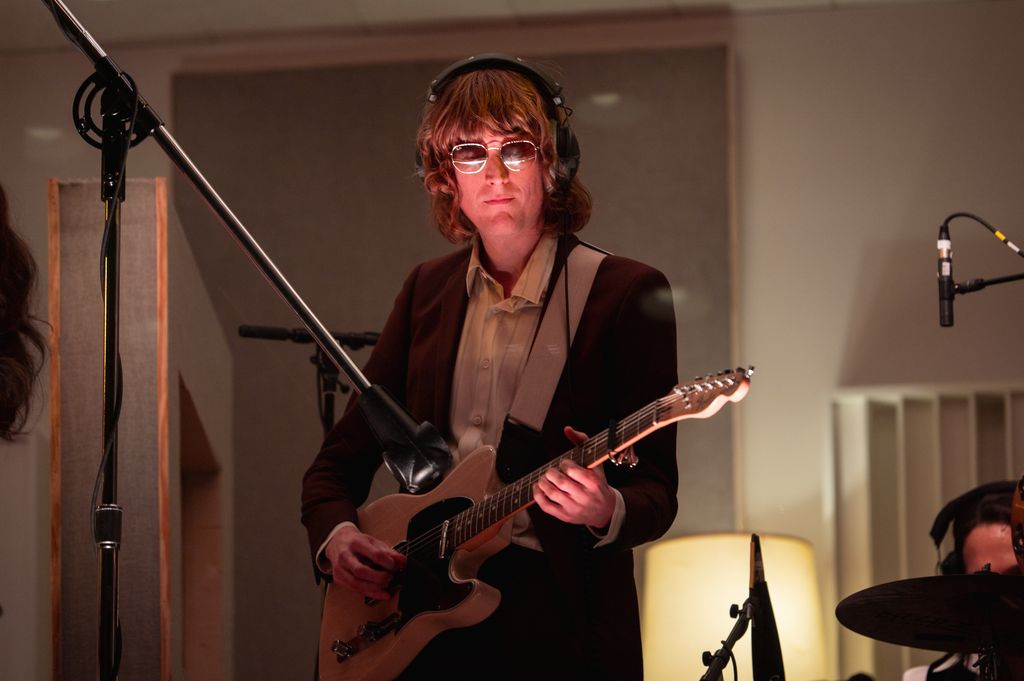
[358,612,401,642]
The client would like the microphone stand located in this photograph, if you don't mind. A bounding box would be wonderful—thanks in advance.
[39,0,451,490]
[93,78,136,681]
[236,325,380,437]
[700,600,755,681]
[39,1,452,678]
[65,35,149,681]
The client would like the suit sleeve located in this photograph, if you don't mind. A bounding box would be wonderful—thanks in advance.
[299,264,421,578]
[602,264,679,551]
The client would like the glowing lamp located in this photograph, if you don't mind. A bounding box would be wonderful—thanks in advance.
[642,533,828,681]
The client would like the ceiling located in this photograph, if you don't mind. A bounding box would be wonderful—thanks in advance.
[3,0,957,55]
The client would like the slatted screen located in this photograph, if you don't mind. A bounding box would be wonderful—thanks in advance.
[833,389,1024,679]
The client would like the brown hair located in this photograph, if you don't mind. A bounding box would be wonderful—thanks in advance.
[416,67,592,244]
[0,184,46,440]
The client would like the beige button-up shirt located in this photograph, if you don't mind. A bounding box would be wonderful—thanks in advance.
[449,234,623,550]
[448,234,557,549]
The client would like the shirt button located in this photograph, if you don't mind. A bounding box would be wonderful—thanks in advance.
[472,415,483,426]
[481,358,491,369]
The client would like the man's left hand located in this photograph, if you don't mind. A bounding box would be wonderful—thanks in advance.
[533,426,616,530]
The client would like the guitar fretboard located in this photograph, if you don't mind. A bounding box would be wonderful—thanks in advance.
[396,370,748,562]
[447,394,670,548]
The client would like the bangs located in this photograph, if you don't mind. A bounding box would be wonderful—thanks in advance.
[429,70,550,155]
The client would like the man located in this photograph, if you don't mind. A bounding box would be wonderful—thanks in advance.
[302,55,679,680]
[902,481,1022,681]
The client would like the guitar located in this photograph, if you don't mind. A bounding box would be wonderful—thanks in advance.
[317,367,753,681]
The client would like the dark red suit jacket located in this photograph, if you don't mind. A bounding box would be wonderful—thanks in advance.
[302,239,679,679]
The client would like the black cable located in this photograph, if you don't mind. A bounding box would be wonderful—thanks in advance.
[88,72,139,553]
[562,217,573,419]
[45,0,79,48]
[943,211,1024,259]
[316,358,326,432]
[941,212,1024,296]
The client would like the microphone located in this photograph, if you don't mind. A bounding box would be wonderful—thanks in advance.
[749,534,785,681]
[938,223,954,327]
[238,325,380,349]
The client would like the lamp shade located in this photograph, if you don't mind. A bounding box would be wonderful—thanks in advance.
[642,533,827,681]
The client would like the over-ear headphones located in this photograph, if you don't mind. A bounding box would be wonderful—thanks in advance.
[929,480,1016,575]
[415,53,580,183]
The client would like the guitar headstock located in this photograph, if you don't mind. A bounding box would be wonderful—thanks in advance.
[661,366,754,422]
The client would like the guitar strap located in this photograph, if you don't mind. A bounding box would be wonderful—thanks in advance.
[496,241,607,483]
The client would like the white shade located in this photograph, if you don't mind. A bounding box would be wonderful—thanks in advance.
[642,533,828,681]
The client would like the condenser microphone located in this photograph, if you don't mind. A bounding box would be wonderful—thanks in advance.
[749,534,785,681]
[938,223,954,327]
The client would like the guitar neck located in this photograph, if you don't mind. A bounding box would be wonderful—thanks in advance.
[444,402,656,548]
[397,368,751,557]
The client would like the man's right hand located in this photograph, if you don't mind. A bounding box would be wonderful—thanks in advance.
[324,525,406,601]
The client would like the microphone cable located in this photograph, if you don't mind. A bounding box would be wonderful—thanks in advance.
[942,212,1024,259]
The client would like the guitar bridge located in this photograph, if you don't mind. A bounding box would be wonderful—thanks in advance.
[330,639,356,661]
[330,612,402,663]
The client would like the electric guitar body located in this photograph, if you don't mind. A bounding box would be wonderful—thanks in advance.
[318,447,509,681]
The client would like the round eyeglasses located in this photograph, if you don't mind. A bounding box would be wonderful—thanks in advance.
[450,140,538,174]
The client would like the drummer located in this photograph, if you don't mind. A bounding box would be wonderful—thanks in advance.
[902,481,1020,681]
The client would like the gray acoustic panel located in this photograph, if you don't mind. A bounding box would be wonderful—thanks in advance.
[50,179,168,681]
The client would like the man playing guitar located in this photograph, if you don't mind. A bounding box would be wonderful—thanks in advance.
[301,54,681,680]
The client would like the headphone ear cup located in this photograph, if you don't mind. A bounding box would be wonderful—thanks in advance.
[554,123,580,182]
[940,550,964,575]
[415,150,425,181]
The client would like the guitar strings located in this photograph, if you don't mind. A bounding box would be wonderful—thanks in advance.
[397,405,650,561]
[395,375,736,562]
[396,395,669,561]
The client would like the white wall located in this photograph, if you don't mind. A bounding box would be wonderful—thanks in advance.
[735,2,1024,676]
[4,1,1024,678]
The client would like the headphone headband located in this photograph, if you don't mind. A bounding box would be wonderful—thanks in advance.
[929,480,1016,548]
[419,53,580,183]
[929,480,1016,575]
[427,53,565,109]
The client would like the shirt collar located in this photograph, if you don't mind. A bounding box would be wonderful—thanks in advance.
[465,233,557,306]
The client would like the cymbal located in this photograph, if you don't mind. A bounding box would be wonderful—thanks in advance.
[836,574,1024,653]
